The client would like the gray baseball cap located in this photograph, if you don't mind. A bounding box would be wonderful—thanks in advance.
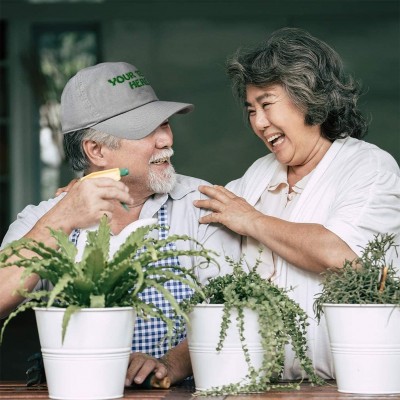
[60,62,194,139]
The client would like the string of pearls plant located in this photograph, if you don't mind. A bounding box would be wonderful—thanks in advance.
[182,256,324,396]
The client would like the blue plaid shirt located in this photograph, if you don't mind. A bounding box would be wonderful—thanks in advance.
[71,202,193,358]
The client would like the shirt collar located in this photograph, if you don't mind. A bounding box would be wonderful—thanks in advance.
[268,163,288,191]
[267,164,314,193]
[139,174,196,218]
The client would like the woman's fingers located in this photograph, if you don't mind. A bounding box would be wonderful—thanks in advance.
[198,184,237,201]
[198,212,220,224]
[194,184,262,236]
[55,178,79,196]
[194,198,224,212]
[194,185,239,212]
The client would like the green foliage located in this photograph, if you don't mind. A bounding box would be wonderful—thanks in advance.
[182,256,324,396]
[314,233,400,321]
[0,216,215,343]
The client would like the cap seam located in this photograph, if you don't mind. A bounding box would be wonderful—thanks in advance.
[77,76,101,121]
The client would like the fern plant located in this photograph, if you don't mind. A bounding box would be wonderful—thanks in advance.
[182,256,324,396]
[314,233,400,321]
[0,216,215,343]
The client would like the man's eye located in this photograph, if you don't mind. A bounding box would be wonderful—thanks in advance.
[247,109,255,116]
[262,103,271,109]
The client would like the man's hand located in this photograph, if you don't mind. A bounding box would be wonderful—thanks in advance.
[46,177,133,234]
[125,340,192,388]
[125,353,169,387]
[0,177,134,318]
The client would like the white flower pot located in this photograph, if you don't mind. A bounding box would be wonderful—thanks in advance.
[34,307,136,400]
[187,304,263,391]
[323,304,400,394]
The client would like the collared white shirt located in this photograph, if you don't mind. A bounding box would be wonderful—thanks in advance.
[243,163,314,280]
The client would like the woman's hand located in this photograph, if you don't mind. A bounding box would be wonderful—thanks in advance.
[194,185,262,236]
[194,185,357,273]
[55,178,79,197]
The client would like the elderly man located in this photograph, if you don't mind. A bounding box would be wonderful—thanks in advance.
[0,62,240,386]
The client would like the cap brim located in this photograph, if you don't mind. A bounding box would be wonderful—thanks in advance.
[91,100,193,139]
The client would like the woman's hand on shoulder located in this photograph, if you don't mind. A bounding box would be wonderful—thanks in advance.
[194,185,263,236]
[55,178,79,197]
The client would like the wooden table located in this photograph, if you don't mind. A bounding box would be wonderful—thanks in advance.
[1,381,399,399]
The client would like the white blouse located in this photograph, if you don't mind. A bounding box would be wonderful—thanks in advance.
[244,163,314,281]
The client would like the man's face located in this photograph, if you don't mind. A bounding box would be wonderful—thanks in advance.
[107,121,176,195]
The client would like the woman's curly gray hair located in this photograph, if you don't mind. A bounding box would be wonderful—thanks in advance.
[227,27,368,140]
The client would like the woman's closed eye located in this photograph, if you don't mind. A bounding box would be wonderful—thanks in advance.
[261,101,274,110]
[247,108,256,117]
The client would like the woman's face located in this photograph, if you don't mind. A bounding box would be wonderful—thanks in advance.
[245,84,326,167]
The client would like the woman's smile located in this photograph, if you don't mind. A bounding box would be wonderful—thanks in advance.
[246,84,328,168]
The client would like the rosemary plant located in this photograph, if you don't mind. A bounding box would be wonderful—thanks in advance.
[182,257,324,396]
[0,216,214,343]
[314,233,400,321]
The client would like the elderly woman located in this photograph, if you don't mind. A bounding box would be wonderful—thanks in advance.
[194,27,400,380]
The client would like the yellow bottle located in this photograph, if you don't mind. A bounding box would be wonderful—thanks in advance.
[80,168,129,182]
[80,168,130,210]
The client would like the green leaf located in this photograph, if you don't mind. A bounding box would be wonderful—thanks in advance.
[47,274,74,308]
[82,217,110,265]
[109,224,156,267]
[49,227,78,261]
[81,246,106,281]
[97,215,111,260]
[0,300,38,344]
[149,281,189,324]
[90,294,105,308]
[73,276,95,298]
[62,305,81,343]
[98,259,138,296]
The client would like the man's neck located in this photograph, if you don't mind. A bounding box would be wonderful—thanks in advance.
[109,202,145,235]
[110,190,153,235]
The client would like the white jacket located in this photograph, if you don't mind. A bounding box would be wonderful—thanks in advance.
[227,137,400,379]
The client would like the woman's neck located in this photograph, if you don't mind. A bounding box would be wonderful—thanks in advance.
[288,138,332,188]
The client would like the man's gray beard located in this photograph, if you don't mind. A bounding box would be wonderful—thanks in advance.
[148,164,177,193]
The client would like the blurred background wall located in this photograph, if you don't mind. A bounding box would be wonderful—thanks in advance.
[0,0,399,381]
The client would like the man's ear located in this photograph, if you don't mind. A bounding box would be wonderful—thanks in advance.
[82,140,107,167]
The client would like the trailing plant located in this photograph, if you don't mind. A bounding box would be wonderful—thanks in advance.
[0,216,215,343]
[182,256,324,396]
[314,233,400,321]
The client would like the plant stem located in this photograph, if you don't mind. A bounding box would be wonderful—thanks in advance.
[379,266,388,293]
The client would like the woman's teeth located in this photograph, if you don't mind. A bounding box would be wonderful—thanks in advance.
[268,133,285,147]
